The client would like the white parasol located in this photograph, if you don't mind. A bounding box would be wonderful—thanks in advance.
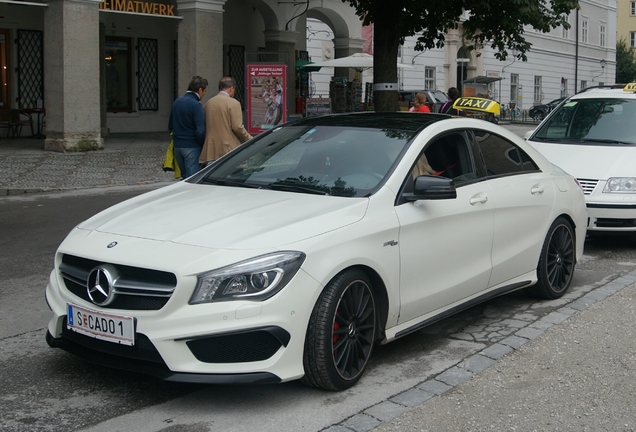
[301,53,415,71]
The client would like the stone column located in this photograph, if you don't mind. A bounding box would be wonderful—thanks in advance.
[176,0,224,104]
[264,30,299,115]
[443,31,461,94]
[44,0,103,152]
[333,37,364,82]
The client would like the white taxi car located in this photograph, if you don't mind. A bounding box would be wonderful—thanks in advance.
[526,83,636,233]
[46,109,587,390]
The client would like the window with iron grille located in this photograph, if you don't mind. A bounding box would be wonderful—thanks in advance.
[137,38,158,110]
[228,45,246,107]
[16,29,43,109]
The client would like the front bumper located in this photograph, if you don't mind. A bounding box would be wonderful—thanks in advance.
[45,257,321,384]
[586,202,636,232]
[45,327,282,384]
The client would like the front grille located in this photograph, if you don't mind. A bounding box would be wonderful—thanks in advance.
[577,178,598,196]
[61,317,165,364]
[595,218,636,228]
[60,254,177,310]
[186,327,290,363]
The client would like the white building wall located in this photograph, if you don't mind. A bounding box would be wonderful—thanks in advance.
[305,0,616,115]
[434,0,614,111]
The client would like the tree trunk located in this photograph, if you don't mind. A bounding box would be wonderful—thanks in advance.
[372,1,402,112]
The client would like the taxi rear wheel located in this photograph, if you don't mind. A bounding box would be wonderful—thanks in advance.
[302,269,377,391]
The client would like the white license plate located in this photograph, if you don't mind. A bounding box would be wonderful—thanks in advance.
[67,303,135,346]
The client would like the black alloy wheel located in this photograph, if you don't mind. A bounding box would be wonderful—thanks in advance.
[526,217,575,299]
[302,269,377,391]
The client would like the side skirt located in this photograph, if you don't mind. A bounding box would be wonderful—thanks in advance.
[393,281,532,340]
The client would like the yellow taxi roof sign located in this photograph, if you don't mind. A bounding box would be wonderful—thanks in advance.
[452,97,501,115]
[623,83,636,92]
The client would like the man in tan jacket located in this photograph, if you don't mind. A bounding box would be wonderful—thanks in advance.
[200,76,252,165]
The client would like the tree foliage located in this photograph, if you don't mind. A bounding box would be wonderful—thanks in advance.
[616,39,636,84]
[342,0,579,111]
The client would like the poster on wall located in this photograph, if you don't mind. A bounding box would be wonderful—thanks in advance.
[305,97,331,116]
[247,64,287,135]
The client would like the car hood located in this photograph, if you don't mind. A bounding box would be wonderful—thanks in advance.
[77,183,369,249]
[528,140,636,179]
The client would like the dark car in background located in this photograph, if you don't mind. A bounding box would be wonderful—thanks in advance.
[399,90,449,113]
[528,97,565,121]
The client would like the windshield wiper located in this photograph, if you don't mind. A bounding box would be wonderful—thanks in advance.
[533,137,634,145]
[265,181,329,195]
[578,138,634,145]
[200,177,260,188]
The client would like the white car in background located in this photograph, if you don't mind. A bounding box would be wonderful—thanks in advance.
[46,109,587,391]
[526,84,636,234]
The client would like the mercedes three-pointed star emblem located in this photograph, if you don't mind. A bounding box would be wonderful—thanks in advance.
[86,265,119,306]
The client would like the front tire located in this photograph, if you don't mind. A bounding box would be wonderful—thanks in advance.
[302,269,377,391]
[526,217,575,299]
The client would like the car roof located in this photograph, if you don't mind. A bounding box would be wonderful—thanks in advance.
[284,112,450,132]
[570,84,636,100]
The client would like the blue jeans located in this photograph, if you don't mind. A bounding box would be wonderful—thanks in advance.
[174,146,202,178]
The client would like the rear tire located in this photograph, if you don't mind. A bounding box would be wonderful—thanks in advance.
[302,269,377,391]
[526,217,575,299]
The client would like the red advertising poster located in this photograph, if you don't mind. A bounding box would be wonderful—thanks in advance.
[247,64,287,135]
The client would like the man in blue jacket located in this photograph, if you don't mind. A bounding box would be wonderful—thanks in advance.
[168,76,208,178]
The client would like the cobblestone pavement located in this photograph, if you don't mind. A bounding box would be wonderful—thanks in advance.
[0,132,176,195]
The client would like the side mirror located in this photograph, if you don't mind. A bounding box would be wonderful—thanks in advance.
[403,175,457,201]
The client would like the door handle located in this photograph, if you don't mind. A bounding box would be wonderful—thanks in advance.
[469,194,488,205]
[531,184,545,195]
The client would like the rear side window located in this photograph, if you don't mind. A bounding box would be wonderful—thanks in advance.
[473,130,539,176]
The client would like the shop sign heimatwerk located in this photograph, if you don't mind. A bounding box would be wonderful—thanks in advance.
[100,0,175,16]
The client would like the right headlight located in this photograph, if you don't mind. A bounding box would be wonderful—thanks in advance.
[189,251,306,304]
[603,177,636,193]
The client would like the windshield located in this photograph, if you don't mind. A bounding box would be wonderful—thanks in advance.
[532,98,636,145]
[198,124,415,197]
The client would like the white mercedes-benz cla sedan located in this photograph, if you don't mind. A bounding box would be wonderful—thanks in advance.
[46,109,587,390]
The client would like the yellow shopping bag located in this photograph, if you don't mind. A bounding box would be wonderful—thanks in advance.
[162,138,182,179]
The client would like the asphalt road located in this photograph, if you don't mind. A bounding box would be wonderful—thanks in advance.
[1,166,635,432]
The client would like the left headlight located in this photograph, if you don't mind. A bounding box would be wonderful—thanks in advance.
[189,251,306,304]
[603,177,636,193]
